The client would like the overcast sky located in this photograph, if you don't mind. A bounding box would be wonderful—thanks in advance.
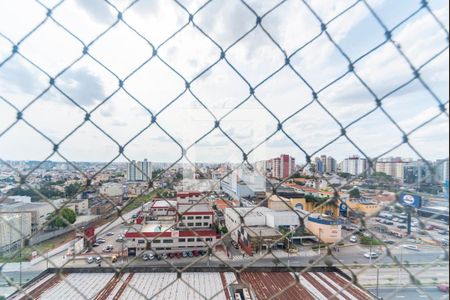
[0,0,448,165]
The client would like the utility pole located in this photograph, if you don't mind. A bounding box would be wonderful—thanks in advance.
[19,214,22,287]
[376,265,380,299]
[318,229,322,256]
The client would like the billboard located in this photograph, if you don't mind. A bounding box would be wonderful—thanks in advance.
[339,203,348,217]
[399,194,422,209]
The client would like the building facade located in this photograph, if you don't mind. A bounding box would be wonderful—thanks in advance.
[127,159,152,182]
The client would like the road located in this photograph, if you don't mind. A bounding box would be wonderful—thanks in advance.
[368,286,449,300]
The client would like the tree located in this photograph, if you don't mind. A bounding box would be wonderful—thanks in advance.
[48,208,77,229]
[349,188,361,199]
[338,172,353,179]
[65,183,82,198]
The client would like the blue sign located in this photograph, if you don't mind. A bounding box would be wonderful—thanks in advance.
[339,203,348,217]
[295,203,304,210]
[399,194,422,209]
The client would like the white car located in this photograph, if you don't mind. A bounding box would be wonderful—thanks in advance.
[402,244,419,251]
[349,236,358,243]
[87,257,94,264]
[363,252,379,259]
[106,232,114,237]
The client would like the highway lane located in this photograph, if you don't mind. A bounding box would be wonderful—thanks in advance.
[368,286,448,300]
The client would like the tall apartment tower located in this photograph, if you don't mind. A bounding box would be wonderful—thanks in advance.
[325,156,337,173]
[341,155,368,176]
[127,159,152,182]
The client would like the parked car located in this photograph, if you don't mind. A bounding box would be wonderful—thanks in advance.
[397,225,407,229]
[231,240,239,249]
[349,236,358,243]
[168,253,175,259]
[87,257,94,264]
[402,244,419,251]
[438,230,449,235]
[187,251,193,257]
[192,250,200,257]
[92,243,100,248]
[96,238,106,244]
[363,252,379,259]
[175,252,181,259]
[106,232,114,236]
[95,256,102,263]
[392,218,399,222]
[383,240,395,245]
[182,251,188,258]
[116,237,124,243]
[155,254,162,261]
[161,253,168,260]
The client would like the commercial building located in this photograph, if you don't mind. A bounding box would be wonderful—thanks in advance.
[127,159,152,182]
[345,199,381,217]
[220,166,266,200]
[268,154,296,178]
[126,201,216,255]
[267,194,340,217]
[53,198,89,215]
[0,200,54,232]
[304,213,342,244]
[0,212,32,252]
[125,223,218,255]
[224,206,343,249]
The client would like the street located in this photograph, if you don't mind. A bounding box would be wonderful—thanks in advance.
[368,286,449,299]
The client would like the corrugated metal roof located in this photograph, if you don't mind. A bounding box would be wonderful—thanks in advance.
[10,271,372,300]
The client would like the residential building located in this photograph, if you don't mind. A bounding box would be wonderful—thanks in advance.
[326,156,337,173]
[341,155,368,176]
[127,159,152,182]
[375,157,412,180]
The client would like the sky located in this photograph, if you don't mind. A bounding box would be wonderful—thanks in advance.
[0,0,448,165]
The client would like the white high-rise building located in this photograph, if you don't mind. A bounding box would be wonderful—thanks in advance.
[127,159,152,182]
[341,155,368,176]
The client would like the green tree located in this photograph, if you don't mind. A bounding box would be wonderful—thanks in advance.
[65,183,82,198]
[349,188,361,199]
[48,208,77,228]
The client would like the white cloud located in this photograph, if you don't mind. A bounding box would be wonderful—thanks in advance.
[0,0,448,163]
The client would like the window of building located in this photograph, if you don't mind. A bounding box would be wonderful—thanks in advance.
[205,238,212,242]
[195,222,202,226]
[195,216,202,220]
[138,239,145,244]
[187,223,194,226]
[203,216,210,219]
[197,238,204,242]
[179,238,186,242]
[163,239,173,244]
[187,238,195,242]
[203,223,209,226]
[153,240,161,244]
[187,216,194,220]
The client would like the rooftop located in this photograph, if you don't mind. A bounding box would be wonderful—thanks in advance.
[244,226,281,238]
[9,270,372,300]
